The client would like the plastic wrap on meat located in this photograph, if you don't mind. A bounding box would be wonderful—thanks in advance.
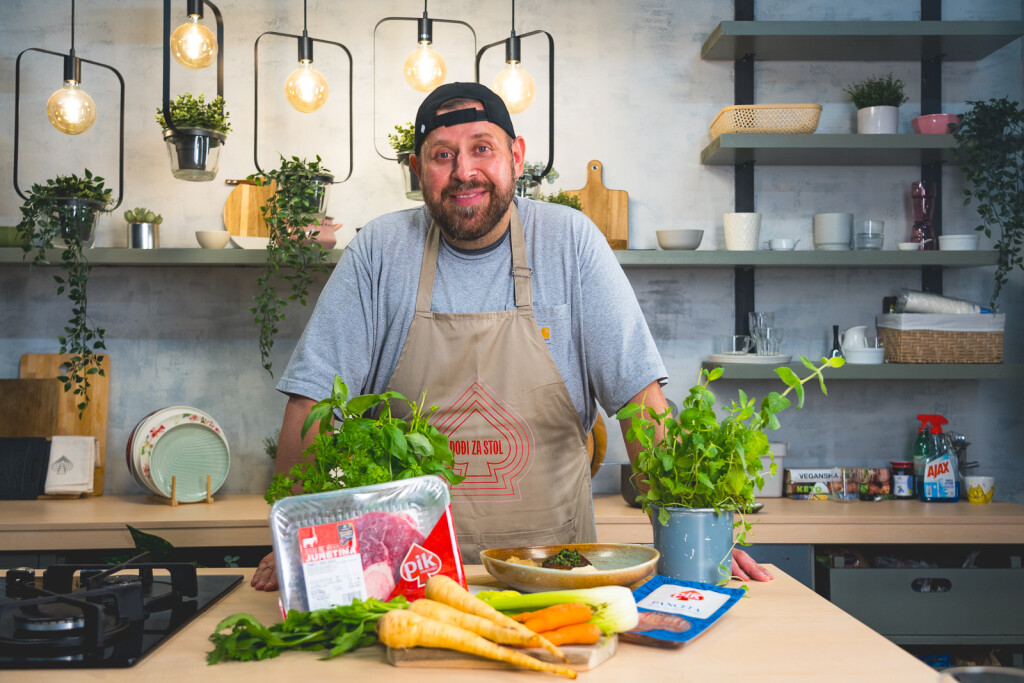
[355,511,425,599]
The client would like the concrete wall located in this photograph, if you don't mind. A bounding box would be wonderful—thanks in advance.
[1,1,1021,502]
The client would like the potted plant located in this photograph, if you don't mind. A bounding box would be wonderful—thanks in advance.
[387,121,421,201]
[516,162,559,199]
[844,73,909,134]
[249,154,334,374]
[16,169,113,417]
[539,189,582,211]
[264,377,464,502]
[155,93,232,182]
[617,356,842,584]
[953,97,1024,309]
[124,207,163,249]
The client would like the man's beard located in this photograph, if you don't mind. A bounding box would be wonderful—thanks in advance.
[426,166,516,243]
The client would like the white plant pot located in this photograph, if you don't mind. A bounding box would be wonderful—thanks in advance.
[856,106,899,134]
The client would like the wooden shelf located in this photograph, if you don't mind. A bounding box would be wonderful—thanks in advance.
[700,361,1024,381]
[701,21,1024,61]
[700,134,957,166]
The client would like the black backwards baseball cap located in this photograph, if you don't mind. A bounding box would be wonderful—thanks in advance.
[413,82,516,156]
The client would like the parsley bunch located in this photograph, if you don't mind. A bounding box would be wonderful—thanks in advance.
[265,377,465,503]
[207,597,406,663]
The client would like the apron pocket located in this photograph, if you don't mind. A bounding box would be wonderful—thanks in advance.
[533,303,571,372]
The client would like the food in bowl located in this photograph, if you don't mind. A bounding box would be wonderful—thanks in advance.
[911,113,962,135]
[656,229,703,250]
[541,548,593,570]
[938,234,980,251]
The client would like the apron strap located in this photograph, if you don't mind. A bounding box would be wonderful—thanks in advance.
[415,206,533,314]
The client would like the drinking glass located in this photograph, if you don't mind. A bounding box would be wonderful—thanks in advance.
[748,312,775,333]
[752,326,784,356]
[717,335,754,355]
[852,219,884,250]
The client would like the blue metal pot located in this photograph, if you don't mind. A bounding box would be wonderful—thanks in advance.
[650,506,734,584]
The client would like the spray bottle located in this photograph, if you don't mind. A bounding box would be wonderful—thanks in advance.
[918,415,960,502]
[912,415,943,499]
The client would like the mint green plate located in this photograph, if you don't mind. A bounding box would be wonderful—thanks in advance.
[149,422,229,502]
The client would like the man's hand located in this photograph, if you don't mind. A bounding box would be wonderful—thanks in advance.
[251,551,279,591]
[731,548,773,582]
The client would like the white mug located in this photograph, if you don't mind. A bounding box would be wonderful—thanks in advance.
[841,325,868,351]
[724,213,761,251]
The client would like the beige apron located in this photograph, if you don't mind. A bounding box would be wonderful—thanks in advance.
[385,207,596,561]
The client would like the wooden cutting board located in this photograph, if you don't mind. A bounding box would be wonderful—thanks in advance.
[387,635,617,671]
[0,379,60,438]
[19,353,109,496]
[222,179,276,237]
[564,160,629,250]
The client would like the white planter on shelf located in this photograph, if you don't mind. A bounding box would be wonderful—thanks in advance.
[856,106,899,134]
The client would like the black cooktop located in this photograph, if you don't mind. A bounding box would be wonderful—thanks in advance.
[0,556,242,669]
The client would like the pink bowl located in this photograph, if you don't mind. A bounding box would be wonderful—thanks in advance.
[912,113,962,134]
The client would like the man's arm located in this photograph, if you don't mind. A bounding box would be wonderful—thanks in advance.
[615,380,773,583]
[251,394,318,591]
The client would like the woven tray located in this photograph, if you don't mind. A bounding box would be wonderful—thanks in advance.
[878,327,1003,364]
[710,104,822,137]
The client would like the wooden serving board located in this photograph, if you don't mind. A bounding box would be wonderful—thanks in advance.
[564,160,629,250]
[223,179,276,237]
[0,379,59,438]
[387,635,617,671]
[19,353,109,496]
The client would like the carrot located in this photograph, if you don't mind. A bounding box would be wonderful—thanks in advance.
[517,603,593,633]
[409,599,544,648]
[538,622,602,647]
[424,575,566,662]
[377,609,577,679]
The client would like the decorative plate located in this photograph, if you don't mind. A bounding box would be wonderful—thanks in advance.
[480,543,659,593]
[136,407,229,501]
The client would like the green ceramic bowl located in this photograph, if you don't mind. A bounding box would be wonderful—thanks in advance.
[480,543,659,593]
[0,225,29,248]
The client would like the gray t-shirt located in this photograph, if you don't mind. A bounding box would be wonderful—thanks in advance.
[277,196,666,431]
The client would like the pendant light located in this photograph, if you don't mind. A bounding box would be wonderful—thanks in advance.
[13,0,124,205]
[372,10,476,160]
[283,1,329,113]
[170,0,218,70]
[253,0,352,179]
[161,0,224,132]
[476,2,555,179]
[403,1,446,92]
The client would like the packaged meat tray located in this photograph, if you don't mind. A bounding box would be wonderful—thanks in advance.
[620,575,744,648]
[270,475,466,613]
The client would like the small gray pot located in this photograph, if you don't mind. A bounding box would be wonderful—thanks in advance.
[650,506,734,584]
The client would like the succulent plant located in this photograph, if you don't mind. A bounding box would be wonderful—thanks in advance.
[123,207,163,224]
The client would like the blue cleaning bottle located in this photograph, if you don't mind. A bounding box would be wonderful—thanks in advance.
[919,417,960,502]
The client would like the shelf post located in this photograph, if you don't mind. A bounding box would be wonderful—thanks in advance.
[920,0,944,294]
[733,0,756,334]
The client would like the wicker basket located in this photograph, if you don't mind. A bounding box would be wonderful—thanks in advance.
[709,104,822,138]
[876,314,1005,364]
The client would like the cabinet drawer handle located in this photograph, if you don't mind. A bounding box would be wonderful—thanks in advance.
[911,578,952,593]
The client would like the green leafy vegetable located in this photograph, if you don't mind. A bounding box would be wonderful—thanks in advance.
[264,378,464,503]
[207,597,406,663]
[477,586,638,635]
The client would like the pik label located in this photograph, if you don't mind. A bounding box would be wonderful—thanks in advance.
[399,543,442,588]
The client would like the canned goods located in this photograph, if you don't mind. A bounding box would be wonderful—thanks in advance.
[890,461,915,499]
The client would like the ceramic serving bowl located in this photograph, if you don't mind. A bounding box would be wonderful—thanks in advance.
[656,229,704,250]
[480,543,659,592]
[844,347,885,365]
[898,242,922,251]
[938,234,980,251]
[195,230,230,249]
[229,235,272,249]
[912,113,962,134]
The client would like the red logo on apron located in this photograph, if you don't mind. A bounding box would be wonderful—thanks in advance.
[432,376,533,500]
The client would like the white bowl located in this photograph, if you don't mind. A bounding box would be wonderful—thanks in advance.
[844,347,885,365]
[195,230,230,249]
[230,235,272,249]
[897,242,922,251]
[938,234,980,251]
[656,229,704,250]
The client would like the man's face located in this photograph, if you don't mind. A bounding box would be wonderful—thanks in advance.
[411,103,525,246]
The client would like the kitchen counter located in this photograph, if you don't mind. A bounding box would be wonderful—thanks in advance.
[2,493,1024,552]
[13,566,937,682]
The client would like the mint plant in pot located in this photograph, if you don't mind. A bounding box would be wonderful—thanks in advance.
[953,97,1024,309]
[387,121,421,201]
[16,169,113,416]
[250,154,334,374]
[617,356,842,584]
[844,73,909,134]
[156,93,231,181]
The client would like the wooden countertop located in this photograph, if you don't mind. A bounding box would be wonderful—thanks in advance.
[2,493,1023,552]
[12,566,936,682]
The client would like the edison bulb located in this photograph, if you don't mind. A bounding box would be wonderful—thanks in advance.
[285,62,329,113]
[46,80,96,135]
[492,61,535,113]
[170,15,217,70]
[403,41,446,92]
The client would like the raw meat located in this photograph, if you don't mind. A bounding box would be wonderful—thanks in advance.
[354,511,425,598]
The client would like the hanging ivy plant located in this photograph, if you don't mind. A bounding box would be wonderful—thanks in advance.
[250,155,333,374]
[16,169,112,417]
[953,97,1024,309]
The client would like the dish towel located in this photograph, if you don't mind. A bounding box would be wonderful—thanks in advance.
[44,436,96,495]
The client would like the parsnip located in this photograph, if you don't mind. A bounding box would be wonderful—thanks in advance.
[409,599,545,648]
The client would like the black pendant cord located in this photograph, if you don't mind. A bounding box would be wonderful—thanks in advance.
[303,0,308,34]
[70,0,76,52]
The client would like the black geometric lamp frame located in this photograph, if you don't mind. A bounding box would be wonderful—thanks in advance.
[161,0,224,136]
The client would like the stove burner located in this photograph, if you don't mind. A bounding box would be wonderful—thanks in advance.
[14,602,85,632]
